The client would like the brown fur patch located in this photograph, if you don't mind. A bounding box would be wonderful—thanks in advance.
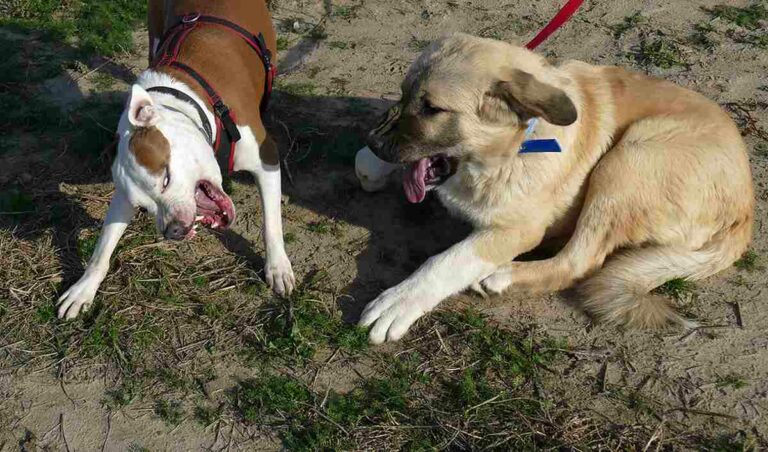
[260,134,279,166]
[493,69,578,126]
[129,126,170,174]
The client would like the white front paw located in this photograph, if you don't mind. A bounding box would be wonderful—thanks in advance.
[265,252,295,297]
[57,276,100,319]
[358,282,435,344]
[480,271,512,295]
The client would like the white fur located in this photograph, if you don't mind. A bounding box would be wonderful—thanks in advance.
[234,125,295,295]
[57,70,294,318]
[359,233,496,343]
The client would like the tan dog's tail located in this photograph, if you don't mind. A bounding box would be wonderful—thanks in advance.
[579,221,751,329]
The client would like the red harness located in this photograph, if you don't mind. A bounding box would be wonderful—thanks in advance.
[151,13,276,174]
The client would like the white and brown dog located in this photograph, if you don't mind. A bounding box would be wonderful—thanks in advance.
[359,33,754,343]
[57,0,295,319]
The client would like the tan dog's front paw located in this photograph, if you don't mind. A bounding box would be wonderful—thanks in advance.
[480,270,513,295]
[265,254,295,297]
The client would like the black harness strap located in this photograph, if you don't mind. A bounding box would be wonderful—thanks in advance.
[146,86,213,145]
[151,12,275,173]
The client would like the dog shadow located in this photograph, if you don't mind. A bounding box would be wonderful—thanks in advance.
[262,90,475,321]
[0,23,135,288]
[2,22,540,324]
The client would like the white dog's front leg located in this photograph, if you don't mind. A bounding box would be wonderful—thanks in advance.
[359,233,501,344]
[57,189,135,319]
[253,163,295,296]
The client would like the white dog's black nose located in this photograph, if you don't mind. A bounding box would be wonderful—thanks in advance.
[164,220,190,241]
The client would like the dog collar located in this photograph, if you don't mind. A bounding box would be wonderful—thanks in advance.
[147,86,214,145]
[518,118,562,153]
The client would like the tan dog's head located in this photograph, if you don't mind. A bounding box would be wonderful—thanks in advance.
[367,33,577,202]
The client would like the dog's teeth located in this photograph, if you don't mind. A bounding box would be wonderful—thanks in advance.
[193,224,198,230]
[195,215,204,221]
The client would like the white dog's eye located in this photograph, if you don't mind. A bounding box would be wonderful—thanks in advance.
[162,168,171,190]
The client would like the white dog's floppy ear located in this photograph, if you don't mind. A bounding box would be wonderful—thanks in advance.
[128,84,159,128]
[482,69,577,126]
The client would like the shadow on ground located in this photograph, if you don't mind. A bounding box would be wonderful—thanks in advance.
[1,22,473,324]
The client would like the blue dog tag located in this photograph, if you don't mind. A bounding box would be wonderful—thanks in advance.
[518,118,562,153]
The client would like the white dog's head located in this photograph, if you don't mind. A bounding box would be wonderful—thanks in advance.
[113,83,236,240]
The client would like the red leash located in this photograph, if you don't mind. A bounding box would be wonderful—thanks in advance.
[525,0,585,50]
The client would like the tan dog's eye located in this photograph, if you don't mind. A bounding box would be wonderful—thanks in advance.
[423,99,446,116]
[162,167,171,190]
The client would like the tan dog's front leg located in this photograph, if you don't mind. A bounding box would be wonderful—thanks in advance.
[359,228,543,343]
[57,189,135,319]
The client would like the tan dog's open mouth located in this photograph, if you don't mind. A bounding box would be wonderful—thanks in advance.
[194,180,236,231]
[403,154,457,203]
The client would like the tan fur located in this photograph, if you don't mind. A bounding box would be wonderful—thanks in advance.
[377,33,754,328]
[147,0,279,165]
[129,126,170,174]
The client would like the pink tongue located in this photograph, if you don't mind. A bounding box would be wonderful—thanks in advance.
[403,158,429,203]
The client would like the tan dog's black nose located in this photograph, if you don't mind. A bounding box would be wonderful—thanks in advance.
[164,220,190,241]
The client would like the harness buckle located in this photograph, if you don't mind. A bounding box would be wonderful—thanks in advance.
[182,12,200,24]
[213,100,230,118]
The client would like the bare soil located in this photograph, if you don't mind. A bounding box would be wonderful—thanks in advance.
[1,0,767,450]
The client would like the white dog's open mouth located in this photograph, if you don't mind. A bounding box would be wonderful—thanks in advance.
[194,180,236,230]
[403,154,457,203]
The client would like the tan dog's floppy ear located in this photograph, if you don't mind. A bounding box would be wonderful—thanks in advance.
[483,69,577,126]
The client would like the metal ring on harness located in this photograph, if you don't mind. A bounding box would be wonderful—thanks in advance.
[182,12,201,24]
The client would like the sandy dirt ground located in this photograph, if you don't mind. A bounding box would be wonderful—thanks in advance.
[1,0,767,450]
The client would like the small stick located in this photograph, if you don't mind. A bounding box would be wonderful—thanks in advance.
[101,412,112,452]
[732,302,744,328]
[60,413,71,452]
[598,361,609,393]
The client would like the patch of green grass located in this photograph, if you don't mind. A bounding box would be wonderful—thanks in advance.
[635,36,686,69]
[698,431,758,452]
[691,22,717,49]
[103,380,140,410]
[704,3,768,49]
[307,219,336,235]
[657,278,695,299]
[256,271,368,363]
[277,81,317,97]
[82,312,129,365]
[194,404,224,427]
[90,71,116,91]
[201,301,224,319]
[283,232,297,244]
[126,443,150,452]
[707,3,768,31]
[755,142,768,158]
[77,234,99,260]
[276,35,291,51]
[154,399,185,426]
[715,373,748,390]
[236,374,310,422]
[734,250,761,271]
[234,308,564,450]
[0,186,35,216]
[328,41,349,50]
[35,302,56,323]
[408,37,431,52]
[307,26,328,41]
[0,0,146,57]
[610,12,644,38]
[333,5,361,20]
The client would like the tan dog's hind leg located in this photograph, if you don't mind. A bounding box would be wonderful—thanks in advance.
[481,117,752,328]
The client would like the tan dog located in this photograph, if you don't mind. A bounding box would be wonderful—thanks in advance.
[359,33,754,343]
[57,0,295,319]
